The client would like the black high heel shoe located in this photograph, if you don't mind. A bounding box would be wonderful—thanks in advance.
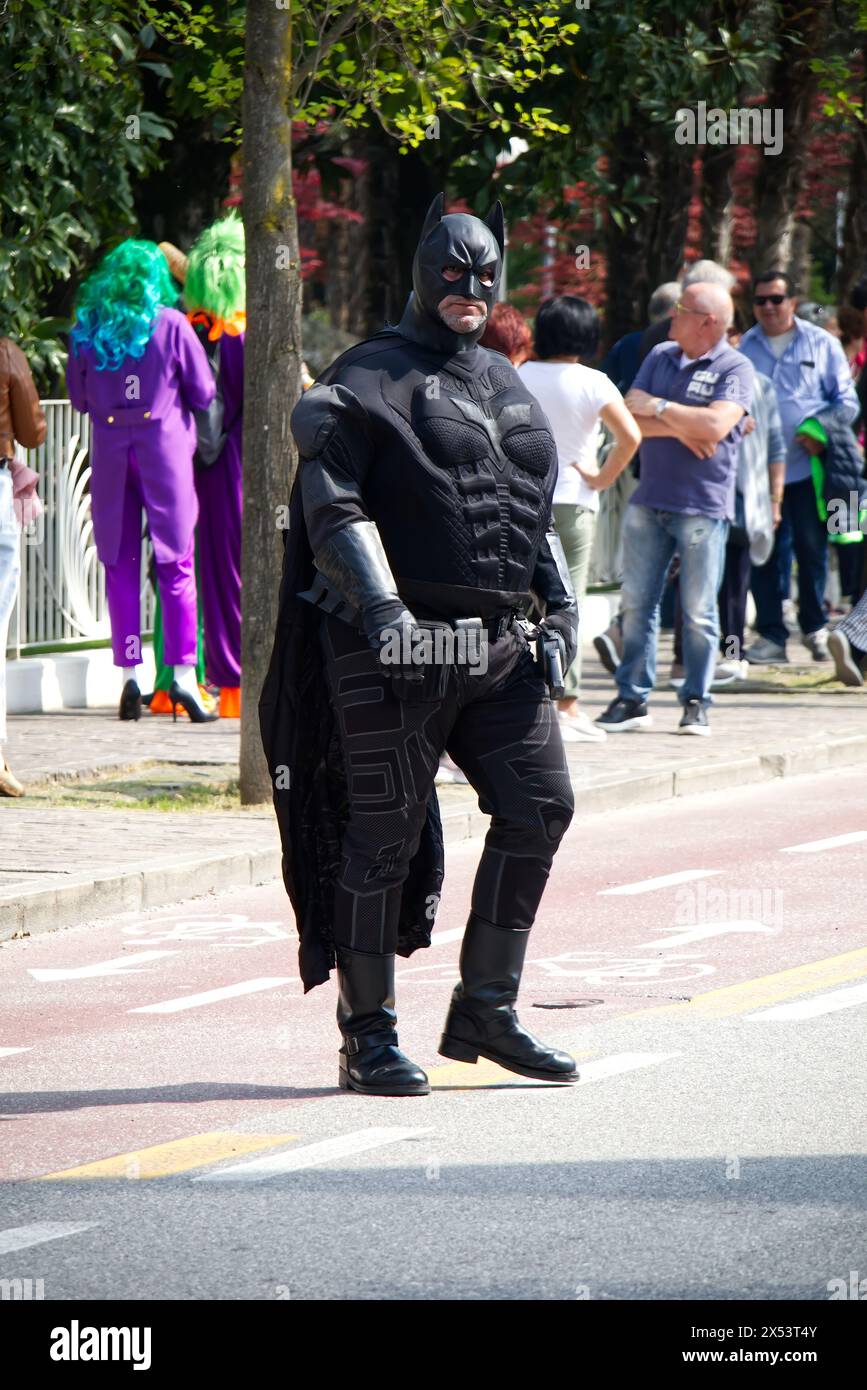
[118,679,142,721]
[168,679,219,723]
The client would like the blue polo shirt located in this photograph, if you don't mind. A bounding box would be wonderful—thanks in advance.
[630,338,754,521]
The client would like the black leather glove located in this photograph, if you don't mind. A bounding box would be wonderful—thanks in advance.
[314,522,441,700]
[539,608,578,673]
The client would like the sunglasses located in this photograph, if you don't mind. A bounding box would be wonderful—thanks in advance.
[753,294,787,306]
[674,300,709,316]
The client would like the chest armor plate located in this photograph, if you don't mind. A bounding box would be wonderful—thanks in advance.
[407,360,556,590]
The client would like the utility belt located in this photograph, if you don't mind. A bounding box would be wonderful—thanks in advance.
[299,569,528,641]
[412,612,518,641]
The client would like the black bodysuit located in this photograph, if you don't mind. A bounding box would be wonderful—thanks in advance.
[260,203,577,991]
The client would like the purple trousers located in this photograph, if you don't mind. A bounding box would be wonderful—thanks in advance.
[104,447,198,668]
[195,438,242,687]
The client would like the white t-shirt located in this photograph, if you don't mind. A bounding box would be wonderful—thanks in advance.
[767,328,796,359]
[518,360,623,511]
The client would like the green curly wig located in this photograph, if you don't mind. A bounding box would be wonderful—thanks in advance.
[184,209,246,320]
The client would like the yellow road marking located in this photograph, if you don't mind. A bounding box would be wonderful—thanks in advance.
[38,1132,301,1181]
[624,946,867,1021]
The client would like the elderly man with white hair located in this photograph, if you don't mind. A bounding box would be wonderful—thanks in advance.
[637,259,737,364]
[592,281,754,736]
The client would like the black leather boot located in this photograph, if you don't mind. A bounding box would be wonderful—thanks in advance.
[336,946,430,1095]
[439,913,579,1082]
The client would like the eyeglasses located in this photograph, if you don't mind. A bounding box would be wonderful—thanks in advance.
[753,294,787,306]
[673,300,709,317]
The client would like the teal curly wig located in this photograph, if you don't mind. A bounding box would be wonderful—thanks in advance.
[71,240,178,372]
[184,210,246,320]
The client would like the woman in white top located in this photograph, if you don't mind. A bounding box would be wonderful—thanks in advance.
[520,297,640,741]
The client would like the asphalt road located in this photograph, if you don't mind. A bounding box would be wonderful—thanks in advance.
[2,764,866,1301]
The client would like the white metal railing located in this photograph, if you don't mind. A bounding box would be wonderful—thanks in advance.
[7,401,154,657]
[6,400,626,659]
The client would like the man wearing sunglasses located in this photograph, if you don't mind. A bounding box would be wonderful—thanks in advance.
[739,271,858,665]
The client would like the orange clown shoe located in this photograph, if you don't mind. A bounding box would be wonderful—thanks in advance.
[148,689,175,715]
[151,685,216,717]
[219,686,241,718]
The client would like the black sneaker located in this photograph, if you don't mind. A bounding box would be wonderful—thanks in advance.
[677,699,710,736]
[595,696,652,732]
[593,630,620,676]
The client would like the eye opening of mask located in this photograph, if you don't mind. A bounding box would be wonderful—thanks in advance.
[441,262,497,286]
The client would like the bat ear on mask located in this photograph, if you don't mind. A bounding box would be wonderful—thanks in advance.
[484,200,505,257]
[420,192,445,243]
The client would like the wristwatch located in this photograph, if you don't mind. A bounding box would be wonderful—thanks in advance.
[654,398,669,417]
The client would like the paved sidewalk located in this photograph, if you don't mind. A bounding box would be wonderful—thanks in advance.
[2,640,865,940]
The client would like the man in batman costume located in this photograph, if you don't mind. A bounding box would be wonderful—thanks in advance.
[259,193,579,1096]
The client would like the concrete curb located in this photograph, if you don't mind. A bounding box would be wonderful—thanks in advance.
[4,732,867,943]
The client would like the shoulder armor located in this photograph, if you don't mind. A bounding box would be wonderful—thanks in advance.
[290,382,367,460]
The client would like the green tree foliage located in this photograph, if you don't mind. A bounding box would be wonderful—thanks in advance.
[1,1,172,387]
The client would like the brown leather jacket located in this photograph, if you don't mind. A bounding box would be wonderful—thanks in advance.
[0,337,47,458]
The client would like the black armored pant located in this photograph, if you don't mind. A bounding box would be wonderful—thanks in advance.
[319,611,574,954]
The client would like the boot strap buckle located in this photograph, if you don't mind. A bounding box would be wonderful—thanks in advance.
[345,1028,398,1056]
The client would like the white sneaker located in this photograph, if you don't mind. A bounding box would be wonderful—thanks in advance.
[711,658,748,687]
[558,710,608,742]
[435,753,468,786]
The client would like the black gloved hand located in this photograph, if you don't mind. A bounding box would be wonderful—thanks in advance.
[539,609,578,673]
[362,602,448,703]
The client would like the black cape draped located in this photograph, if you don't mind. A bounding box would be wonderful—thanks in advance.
[258,474,445,993]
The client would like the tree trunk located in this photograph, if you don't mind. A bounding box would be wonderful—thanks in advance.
[700,0,751,263]
[701,144,737,264]
[838,44,867,301]
[603,126,693,347]
[750,1,831,274]
[603,135,651,347]
[643,133,695,289]
[789,218,813,301]
[240,2,303,804]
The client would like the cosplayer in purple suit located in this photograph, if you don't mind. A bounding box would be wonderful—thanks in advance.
[184,211,245,719]
[66,240,218,721]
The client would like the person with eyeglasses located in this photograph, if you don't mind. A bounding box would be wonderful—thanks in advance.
[739,270,859,665]
[594,282,753,737]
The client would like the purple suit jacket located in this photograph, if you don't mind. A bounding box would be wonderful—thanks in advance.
[66,307,216,565]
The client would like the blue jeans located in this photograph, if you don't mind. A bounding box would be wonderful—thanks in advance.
[616,504,729,708]
[750,476,827,648]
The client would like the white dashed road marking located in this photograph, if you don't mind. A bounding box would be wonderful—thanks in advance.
[576,1052,682,1083]
[599,869,723,896]
[744,981,867,1021]
[29,951,178,981]
[639,921,778,950]
[780,831,867,854]
[0,1223,98,1255]
[193,1127,434,1183]
[129,977,297,1014]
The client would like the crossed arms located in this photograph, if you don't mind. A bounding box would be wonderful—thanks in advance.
[624,388,746,459]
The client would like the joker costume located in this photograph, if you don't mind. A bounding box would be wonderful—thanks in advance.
[66,246,215,714]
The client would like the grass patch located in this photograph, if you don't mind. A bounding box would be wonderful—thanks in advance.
[27,764,245,811]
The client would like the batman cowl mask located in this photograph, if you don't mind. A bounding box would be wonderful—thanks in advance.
[395,192,505,355]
